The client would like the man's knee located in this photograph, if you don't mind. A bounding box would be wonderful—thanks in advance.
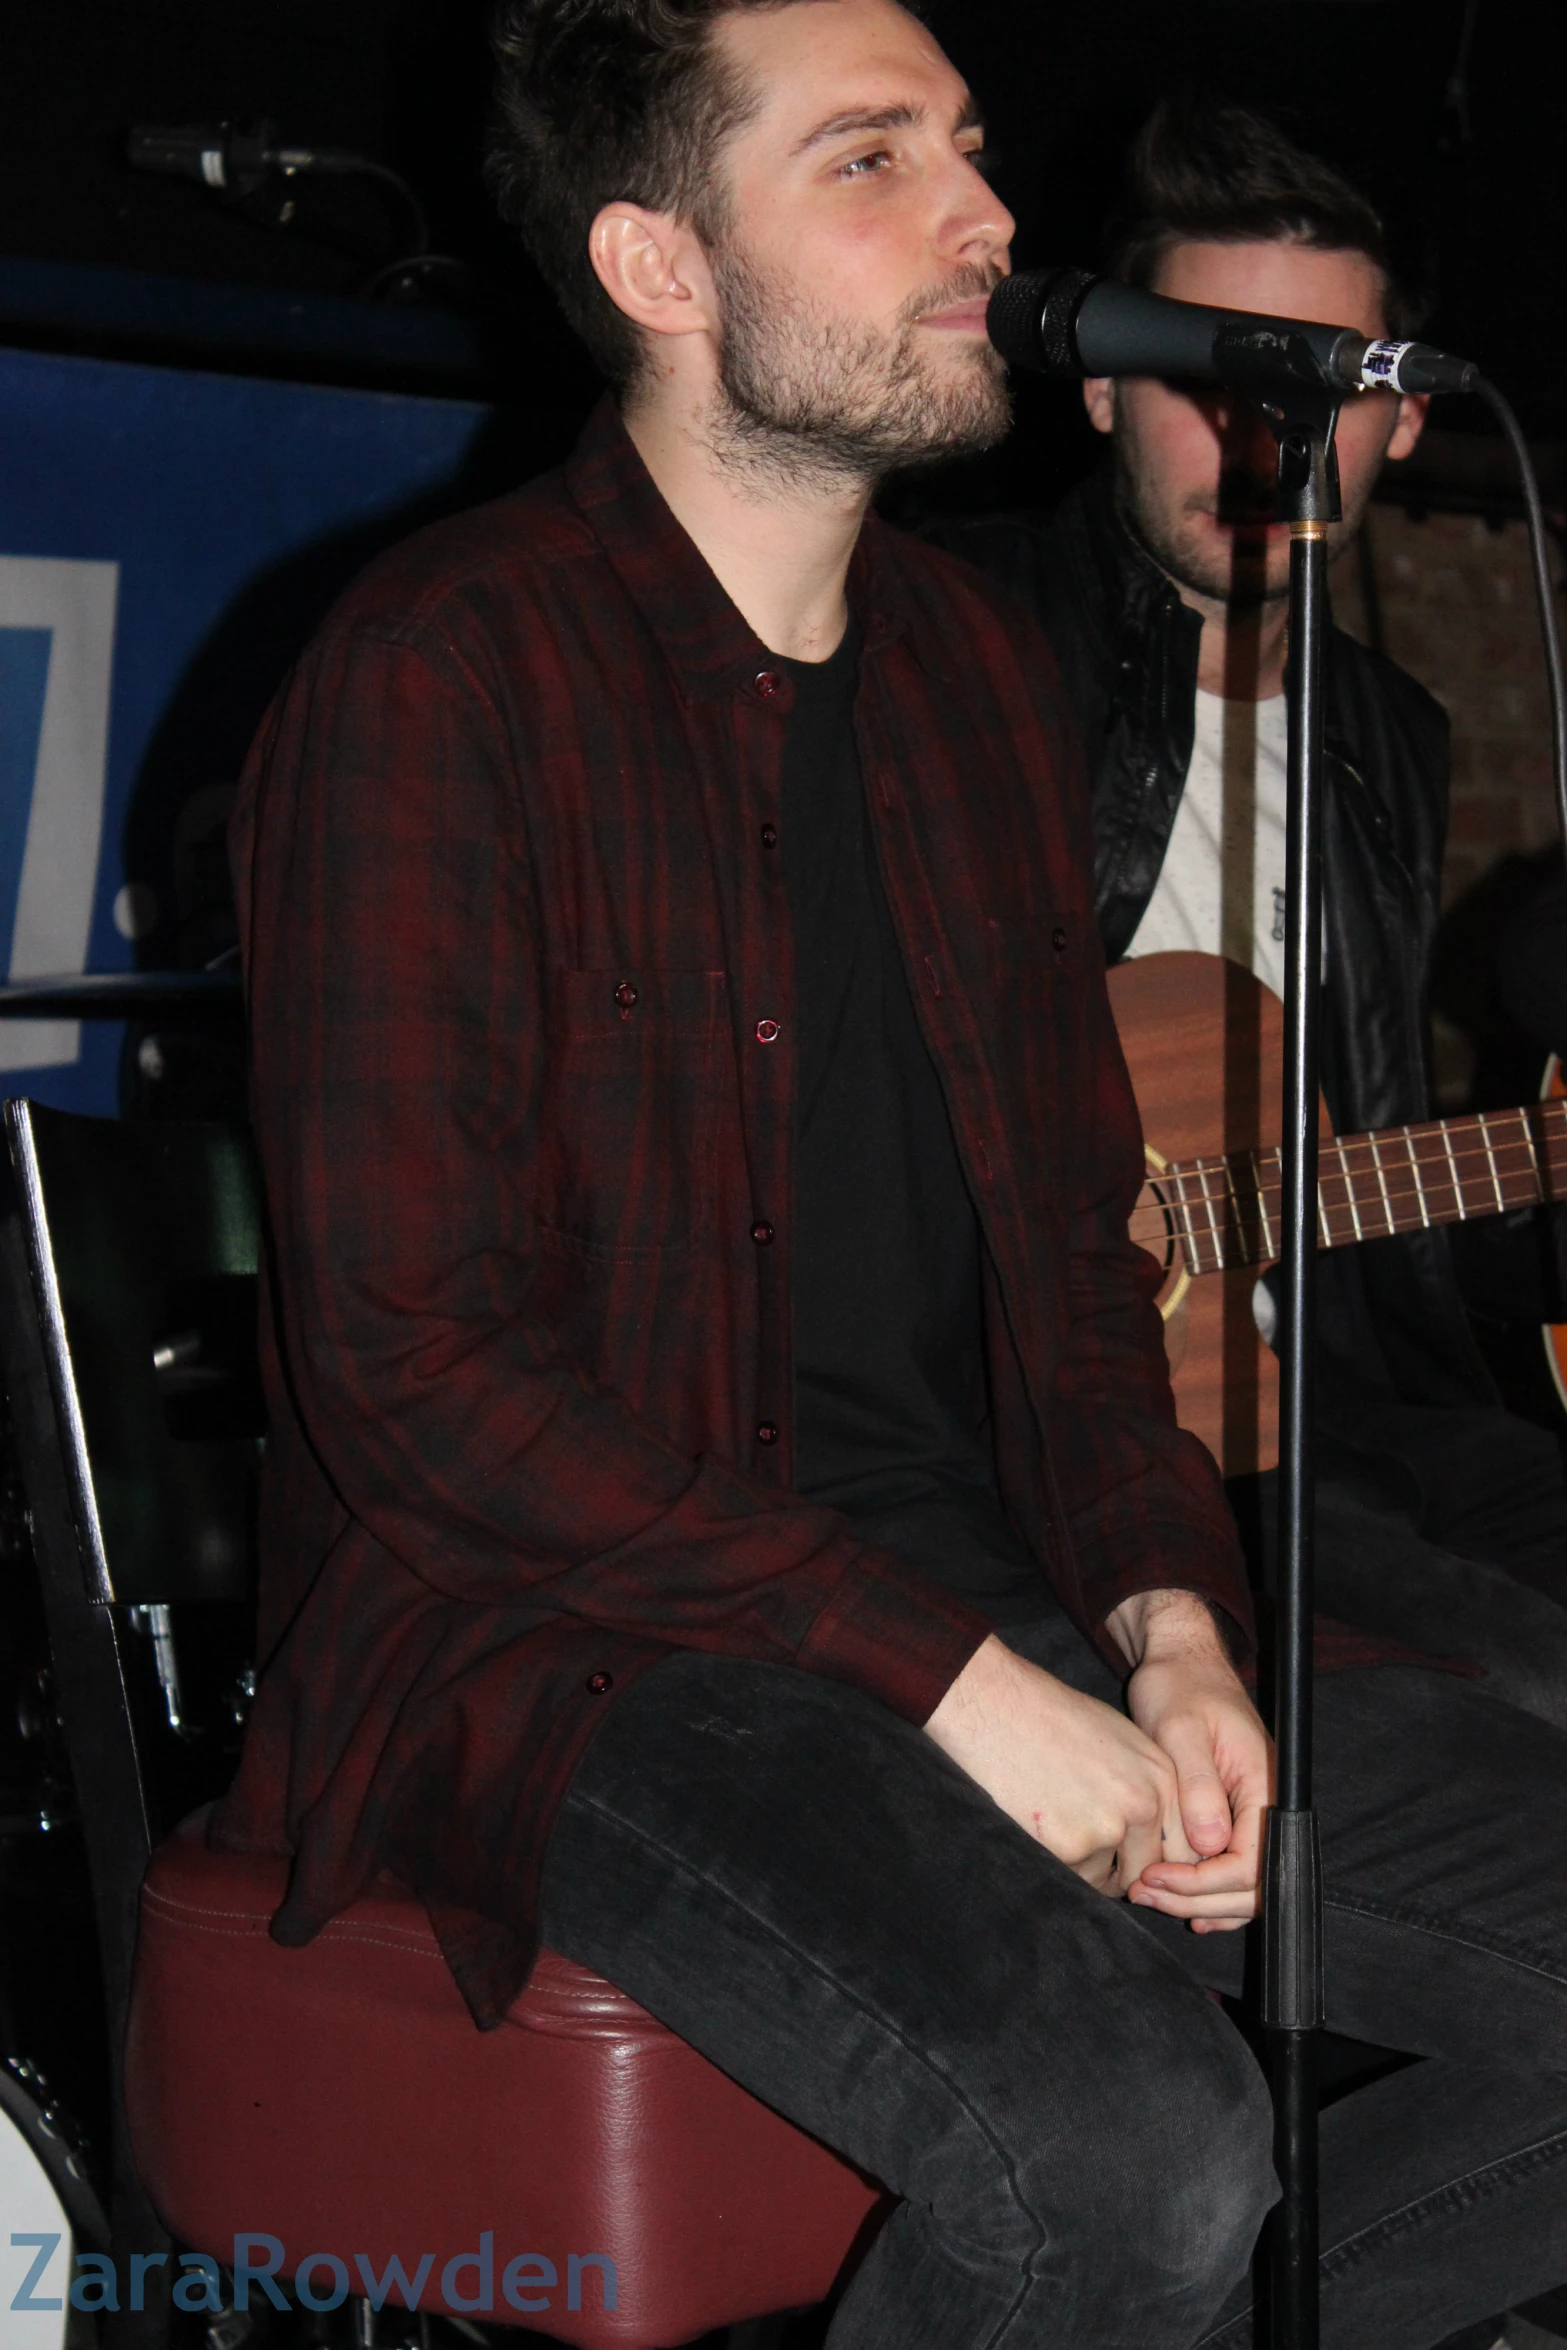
[943,1969,1274,2312]
[1046,1992,1275,2312]
[1126,2004,1276,2293]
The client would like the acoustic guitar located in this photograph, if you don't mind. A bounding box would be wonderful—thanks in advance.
[1106,951,1567,1478]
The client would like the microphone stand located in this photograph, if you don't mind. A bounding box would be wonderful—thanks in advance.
[1215,328,1344,2350]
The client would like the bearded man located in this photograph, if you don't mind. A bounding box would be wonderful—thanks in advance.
[220,8,1567,2344]
[932,100,1567,1739]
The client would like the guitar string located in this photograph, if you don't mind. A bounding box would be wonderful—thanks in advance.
[1148,1122,1564,1208]
[1128,1164,1556,1257]
[1130,1111,1567,1269]
[1134,1117,1565,1233]
[1131,1145,1559,1235]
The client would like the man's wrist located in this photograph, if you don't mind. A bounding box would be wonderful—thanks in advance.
[1103,1587,1227,1672]
[924,1632,1014,1734]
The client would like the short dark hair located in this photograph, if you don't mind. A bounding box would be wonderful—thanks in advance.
[1106,96,1427,338]
[487,0,791,384]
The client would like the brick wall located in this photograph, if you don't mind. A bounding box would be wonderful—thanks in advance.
[1329,436,1566,1109]
[1332,499,1566,910]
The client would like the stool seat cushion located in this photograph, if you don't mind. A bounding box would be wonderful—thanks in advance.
[126,1814,883,2349]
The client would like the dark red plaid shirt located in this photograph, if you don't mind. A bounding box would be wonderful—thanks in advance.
[217,399,1253,2026]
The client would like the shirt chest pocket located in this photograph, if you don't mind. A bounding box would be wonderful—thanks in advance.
[537,969,729,1258]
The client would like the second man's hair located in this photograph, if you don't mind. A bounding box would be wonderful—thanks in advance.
[1107,96,1427,337]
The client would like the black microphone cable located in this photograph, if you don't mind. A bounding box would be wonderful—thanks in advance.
[1471,377,1567,855]
[127,122,469,303]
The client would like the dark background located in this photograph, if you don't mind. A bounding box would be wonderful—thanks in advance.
[1,0,1560,487]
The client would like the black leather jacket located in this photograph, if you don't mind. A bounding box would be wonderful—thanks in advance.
[929,473,1505,1440]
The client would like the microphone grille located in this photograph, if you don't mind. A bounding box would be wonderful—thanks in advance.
[987,268,1096,375]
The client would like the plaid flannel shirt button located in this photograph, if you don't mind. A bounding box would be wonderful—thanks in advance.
[754,669,783,699]
[586,1671,614,1695]
[613,980,639,1010]
[750,1219,774,1245]
[760,822,778,848]
[755,1018,781,1044]
[756,1420,779,1445]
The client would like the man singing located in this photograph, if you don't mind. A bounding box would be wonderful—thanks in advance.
[932,99,1567,1733]
[221,6,1567,2342]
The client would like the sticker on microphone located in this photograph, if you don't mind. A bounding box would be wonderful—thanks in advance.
[1359,341,1415,391]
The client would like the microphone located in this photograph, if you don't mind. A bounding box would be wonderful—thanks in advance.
[128,123,405,197]
[987,267,1476,399]
[127,124,432,262]
[128,123,276,198]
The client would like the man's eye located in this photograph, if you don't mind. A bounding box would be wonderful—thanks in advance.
[962,144,995,180]
[840,149,893,179]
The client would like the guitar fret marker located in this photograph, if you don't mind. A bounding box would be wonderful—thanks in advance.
[1342,1137,1364,1244]
[1222,1159,1246,1274]
[1168,1170,1201,1267]
[1478,1112,1505,1212]
[1259,1153,1277,1260]
[1197,1159,1223,1271]
[1403,1126,1432,1228]
[1441,1121,1464,1220]
[1366,1131,1395,1234]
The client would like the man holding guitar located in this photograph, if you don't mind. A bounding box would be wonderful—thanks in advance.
[935,98,1567,1737]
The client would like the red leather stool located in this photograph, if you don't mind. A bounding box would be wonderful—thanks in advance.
[126,1814,884,2348]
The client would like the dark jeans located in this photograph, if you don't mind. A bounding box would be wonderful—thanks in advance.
[1242,1409,1567,1732]
[541,1607,1567,2350]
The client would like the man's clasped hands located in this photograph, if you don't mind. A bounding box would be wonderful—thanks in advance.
[925,1589,1272,1934]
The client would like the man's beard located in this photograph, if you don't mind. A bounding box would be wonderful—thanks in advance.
[1112,428,1291,611]
[706,242,1012,493]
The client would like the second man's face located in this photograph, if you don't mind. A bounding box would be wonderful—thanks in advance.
[1085,238,1428,610]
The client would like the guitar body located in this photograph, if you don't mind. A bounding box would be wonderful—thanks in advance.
[1107,952,1328,1480]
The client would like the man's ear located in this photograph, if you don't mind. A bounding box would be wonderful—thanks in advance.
[1385,389,1429,464]
[1082,377,1116,437]
[589,203,717,344]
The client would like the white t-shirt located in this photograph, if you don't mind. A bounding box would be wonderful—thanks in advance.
[1125,689,1292,1000]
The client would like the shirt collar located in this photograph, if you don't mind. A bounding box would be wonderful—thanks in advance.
[565,395,907,700]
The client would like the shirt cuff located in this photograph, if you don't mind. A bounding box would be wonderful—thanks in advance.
[795,1547,992,1724]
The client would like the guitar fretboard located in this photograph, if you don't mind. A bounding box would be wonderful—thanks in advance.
[1139,1099,1567,1276]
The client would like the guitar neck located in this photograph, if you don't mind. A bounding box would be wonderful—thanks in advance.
[1159,1099,1567,1276]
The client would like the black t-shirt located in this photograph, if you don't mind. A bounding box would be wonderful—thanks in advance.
[781,623,1047,1623]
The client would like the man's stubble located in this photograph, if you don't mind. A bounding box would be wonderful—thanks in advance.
[707,240,1013,494]
[1112,420,1288,613]
[1110,403,1386,614]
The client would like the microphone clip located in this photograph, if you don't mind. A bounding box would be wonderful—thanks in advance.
[1212,326,1345,526]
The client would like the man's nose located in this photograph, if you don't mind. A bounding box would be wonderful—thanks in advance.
[948,158,1014,265]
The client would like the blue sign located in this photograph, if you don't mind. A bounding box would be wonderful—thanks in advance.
[0,345,493,1111]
